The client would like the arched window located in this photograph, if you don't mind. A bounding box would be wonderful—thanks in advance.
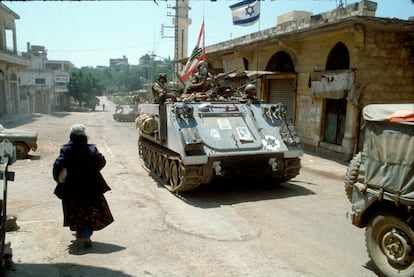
[326,42,350,70]
[10,73,17,82]
[265,51,295,72]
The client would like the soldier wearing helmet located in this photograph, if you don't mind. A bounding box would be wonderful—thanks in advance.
[243,83,258,100]
[152,73,176,104]
[152,73,167,103]
[189,61,212,93]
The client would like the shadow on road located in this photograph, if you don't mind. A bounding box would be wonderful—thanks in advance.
[6,262,133,277]
[363,260,378,275]
[68,240,126,255]
[176,177,316,208]
[3,115,38,129]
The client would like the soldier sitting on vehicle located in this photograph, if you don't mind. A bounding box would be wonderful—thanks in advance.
[152,73,176,104]
[187,61,213,93]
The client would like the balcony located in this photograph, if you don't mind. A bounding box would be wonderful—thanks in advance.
[0,48,31,68]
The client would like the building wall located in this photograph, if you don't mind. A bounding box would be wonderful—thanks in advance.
[292,27,413,159]
[294,28,357,149]
[357,29,414,105]
[0,63,23,114]
[0,4,18,53]
[19,45,72,114]
[0,3,31,115]
[19,71,54,86]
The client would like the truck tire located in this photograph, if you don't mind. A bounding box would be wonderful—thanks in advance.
[344,152,361,202]
[15,142,29,159]
[366,213,414,277]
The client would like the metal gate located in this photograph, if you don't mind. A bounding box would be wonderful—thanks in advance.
[267,78,296,122]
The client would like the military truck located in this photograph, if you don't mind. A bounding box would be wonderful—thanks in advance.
[136,94,302,193]
[345,103,414,276]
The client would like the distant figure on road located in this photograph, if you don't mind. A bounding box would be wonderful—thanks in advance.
[102,103,105,111]
[52,123,114,248]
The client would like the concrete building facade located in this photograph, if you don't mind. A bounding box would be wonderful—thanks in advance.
[203,0,414,160]
[19,44,73,113]
[110,55,129,67]
[0,3,31,115]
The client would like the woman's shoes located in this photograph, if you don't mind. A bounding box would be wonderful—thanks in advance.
[72,233,92,247]
[83,237,92,248]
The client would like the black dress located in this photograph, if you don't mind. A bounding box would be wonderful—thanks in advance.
[53,141,114,232]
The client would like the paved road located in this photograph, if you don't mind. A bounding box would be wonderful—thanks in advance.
[2,97,377,276]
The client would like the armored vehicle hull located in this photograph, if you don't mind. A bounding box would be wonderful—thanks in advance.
[137,100,302,192]
[113,105,138,122]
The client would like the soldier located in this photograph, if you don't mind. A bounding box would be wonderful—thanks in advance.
[152,73,168,104]
[189,61,212,93]
[242,84,258,100]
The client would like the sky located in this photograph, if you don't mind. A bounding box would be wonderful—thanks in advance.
[4,0,414,68]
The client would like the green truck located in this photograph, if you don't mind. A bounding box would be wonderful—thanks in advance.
[345,104,414,276]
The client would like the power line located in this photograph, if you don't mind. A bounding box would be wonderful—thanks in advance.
[16,41,173,53]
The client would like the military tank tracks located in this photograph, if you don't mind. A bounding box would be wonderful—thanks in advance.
[138,137,203,193]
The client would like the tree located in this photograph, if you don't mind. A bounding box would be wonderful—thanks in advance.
[67,68,105,107]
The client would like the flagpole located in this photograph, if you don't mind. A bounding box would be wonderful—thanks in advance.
[255,3,261,80]
[203,3,205,62]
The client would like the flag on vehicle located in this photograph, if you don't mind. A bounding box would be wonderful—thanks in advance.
[180,21,206,82]
[230,0,260,26]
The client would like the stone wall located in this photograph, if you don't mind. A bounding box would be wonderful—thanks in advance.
[356,30,414,105]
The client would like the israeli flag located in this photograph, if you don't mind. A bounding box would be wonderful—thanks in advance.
[230,0,260,26]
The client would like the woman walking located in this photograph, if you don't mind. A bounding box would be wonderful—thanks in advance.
[53,123,114,247]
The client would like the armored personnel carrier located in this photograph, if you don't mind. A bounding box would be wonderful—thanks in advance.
[345,104,414,277]
[136,95,302,192]
[113,105,139,122]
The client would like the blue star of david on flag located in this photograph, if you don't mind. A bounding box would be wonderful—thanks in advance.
[230,0,260,26]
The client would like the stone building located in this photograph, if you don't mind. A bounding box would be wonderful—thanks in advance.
[110,55,129,67]
[19,44,73,113]
[203,0,414,160]
[0,3,31,115]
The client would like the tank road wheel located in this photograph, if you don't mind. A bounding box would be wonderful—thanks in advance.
[167,160,184,192]
[162,158,170,183]
[143,146,150,168]
[169,160,179,189]
[150,151,158,172]
[147,148,153,170]
[141,145,146,164]
[16,143,29,159]
[138,143,143,157]
[365,213,414,277]
[156,153,163,176]
[344,152,361,202]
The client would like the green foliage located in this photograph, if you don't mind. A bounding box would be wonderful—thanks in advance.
[110,95,133,106]
[68,57,173,102]
[67,68,105,106]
